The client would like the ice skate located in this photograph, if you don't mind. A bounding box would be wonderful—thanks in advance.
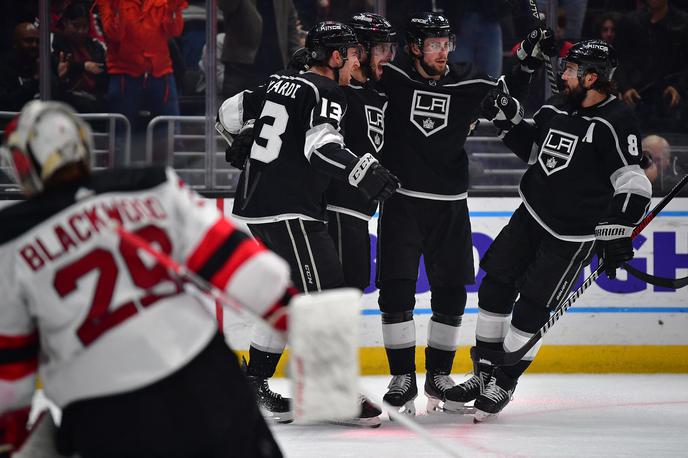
[328,395,382,428]
[444,362,493,414]
[247,375,294,424]
[473,368,517,423]
[423,371,456,413]
[383,373,417,417]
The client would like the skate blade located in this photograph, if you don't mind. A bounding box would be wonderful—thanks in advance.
[327,416,382,428]
[387,399,416,420]
[260,408,294,424]
[473,409,498,423]
[442,399,476,415]
[426,397,475,415]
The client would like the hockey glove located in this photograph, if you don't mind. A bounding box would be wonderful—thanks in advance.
[594,221,634,280]
[225,120,255,170]
[481,89,524,132]
[516,26,556,72]
[350,153,400,203]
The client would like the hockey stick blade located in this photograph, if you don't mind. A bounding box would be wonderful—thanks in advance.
[623,263,688,289]
[472,173,688,366]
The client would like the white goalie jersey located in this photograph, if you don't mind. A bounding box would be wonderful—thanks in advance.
[0,167,291,412]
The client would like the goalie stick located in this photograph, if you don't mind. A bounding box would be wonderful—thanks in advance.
[472,173,688,367]
[527,0,559,95]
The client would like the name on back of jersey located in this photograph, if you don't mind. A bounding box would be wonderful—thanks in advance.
[410,90,450,136]
[19,196,167,272]
[539,128,579,176]
[267,79,302,99]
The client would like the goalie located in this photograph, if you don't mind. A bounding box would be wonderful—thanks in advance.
[0,101,301,457]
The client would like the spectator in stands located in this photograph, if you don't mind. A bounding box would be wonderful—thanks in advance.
[441,0,510,77]
[219,0,302,99]
[615,0,688,131]
[96,0,187,134]
[642,134,686,195]
[594,12,620,45]
[53,2,108,112]
[537,0,587,41]
[0,23,41,111]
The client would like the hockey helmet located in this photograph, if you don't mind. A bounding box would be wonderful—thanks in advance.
[349,13,397,48]
[563,39,619,82]
[306,21,360,63]
[288,47,310,72]
[406,12,454,50]
[1,100,92,195]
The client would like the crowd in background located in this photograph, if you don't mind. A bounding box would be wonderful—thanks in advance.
[0,0,686,190]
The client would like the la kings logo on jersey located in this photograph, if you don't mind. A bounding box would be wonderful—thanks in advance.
[538,128,579,175]
[365,105,384,152]
[410,90,450,136]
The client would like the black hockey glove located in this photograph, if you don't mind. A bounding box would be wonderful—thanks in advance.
[225,120,255,170]
[594,221,634,280]
[516,26,557,72]
[350,153,400,203]
[480,89,524,131]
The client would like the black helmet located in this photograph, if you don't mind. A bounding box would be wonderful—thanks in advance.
[349,12,397,47]
[406,12,453,48]
[564,39,619,82]
[288,47,310,72]
[306,21,359,63]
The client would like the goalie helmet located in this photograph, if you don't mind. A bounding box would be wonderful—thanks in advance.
[1,100,92,195]
[563,39,619,82]
[349,12,396,49]
[306,21,359,63]
[406,12,454,48]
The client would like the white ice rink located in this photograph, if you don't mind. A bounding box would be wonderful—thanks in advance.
[31,373,688,457]
[268,374,688,458]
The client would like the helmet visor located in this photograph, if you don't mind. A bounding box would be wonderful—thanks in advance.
[371,42,397,61]
[422,35,456,53]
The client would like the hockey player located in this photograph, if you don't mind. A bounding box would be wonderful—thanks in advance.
[326,12,396,293]
[449,40,652,421]
[217,21,400,425]
[374,11,555,415]
[0,101,295,457]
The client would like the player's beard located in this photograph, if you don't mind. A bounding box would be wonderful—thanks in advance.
[564,81,587,107]
[419,57,444,76]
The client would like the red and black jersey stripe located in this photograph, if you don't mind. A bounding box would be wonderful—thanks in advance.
[186,219,266,289]
[0,332,39,381]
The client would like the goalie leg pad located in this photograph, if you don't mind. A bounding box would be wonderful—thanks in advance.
[289,288,361,423]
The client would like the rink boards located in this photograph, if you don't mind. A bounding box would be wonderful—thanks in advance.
[219,197,688,374]
[3,196,684,373]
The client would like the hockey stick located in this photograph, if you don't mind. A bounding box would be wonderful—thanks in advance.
[115,226,468,458]
[623,263,688,289]
[472,173,688,367]
[527,0,559,95]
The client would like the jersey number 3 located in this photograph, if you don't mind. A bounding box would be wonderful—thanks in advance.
[53,225,182,346]
[251,101,289,163]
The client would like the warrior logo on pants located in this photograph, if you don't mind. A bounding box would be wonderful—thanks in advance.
[538,129,579,176]
[410,90,450,137]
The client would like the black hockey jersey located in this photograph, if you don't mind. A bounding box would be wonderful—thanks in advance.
[503,94,652,240]
[218,71,364,223]
[326,78,388,220]
[378,55,497,200]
